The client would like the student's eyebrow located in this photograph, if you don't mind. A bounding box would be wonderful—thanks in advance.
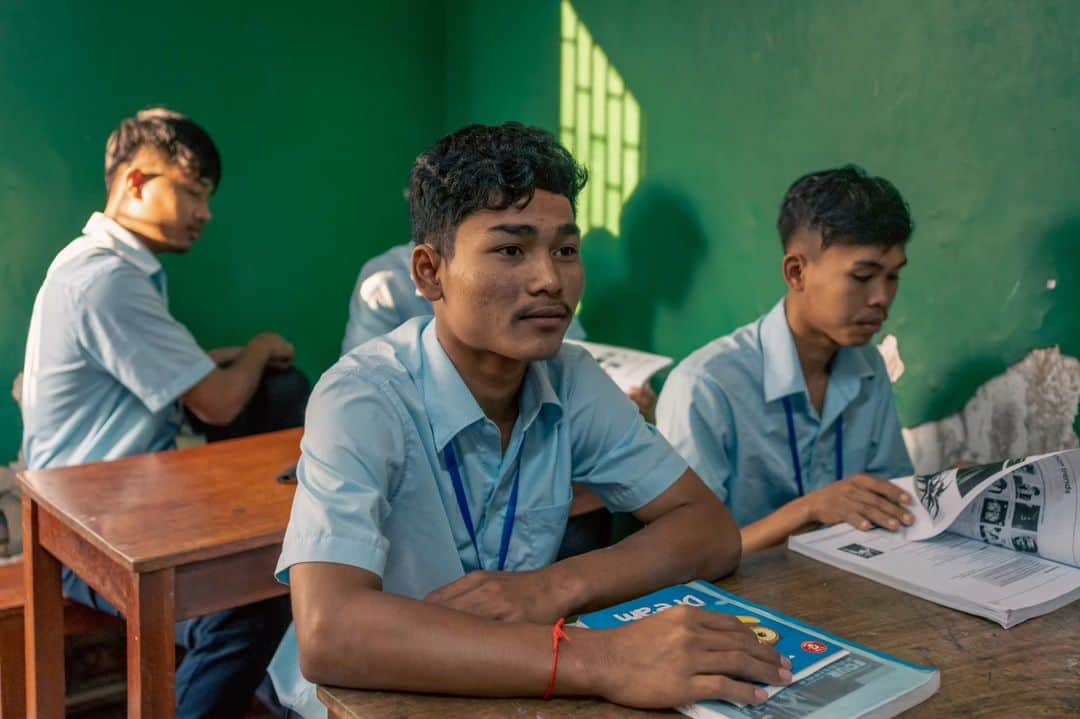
[179,177,213,196]
[487,222,581,238]
[488,223,537,236]
[853,258,908,271]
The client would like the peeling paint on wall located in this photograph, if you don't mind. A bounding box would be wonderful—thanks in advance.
[903,348,1080,474]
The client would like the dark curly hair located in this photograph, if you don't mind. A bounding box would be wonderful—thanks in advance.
[408,123,588,256]
[104,107,221,191]
[778,165,912,249]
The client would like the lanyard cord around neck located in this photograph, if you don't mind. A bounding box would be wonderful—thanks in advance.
[442,440,522,572]
[781,396,843,497]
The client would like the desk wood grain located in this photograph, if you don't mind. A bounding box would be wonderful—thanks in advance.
[318,546,1080,718]
[19,428,301,572]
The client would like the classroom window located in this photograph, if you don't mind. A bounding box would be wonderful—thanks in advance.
[560,0,642,237]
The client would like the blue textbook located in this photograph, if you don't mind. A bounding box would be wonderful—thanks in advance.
[576,581,939,719]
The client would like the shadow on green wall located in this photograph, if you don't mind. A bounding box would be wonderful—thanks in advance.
[581,182,707,353]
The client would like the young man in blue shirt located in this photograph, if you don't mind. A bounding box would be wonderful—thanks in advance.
[657,166,917,554]
[21,108,297,717]
[270,124,789,716]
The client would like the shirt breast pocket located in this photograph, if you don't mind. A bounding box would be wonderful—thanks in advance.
[511,498,572,569]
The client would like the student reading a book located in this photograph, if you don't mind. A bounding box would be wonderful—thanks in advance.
[20,107,298,717]
[269,123,791,717]
[657,166,917,554]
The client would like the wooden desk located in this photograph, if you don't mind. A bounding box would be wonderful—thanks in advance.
[19,428,301,719]
[318,545,1080,718]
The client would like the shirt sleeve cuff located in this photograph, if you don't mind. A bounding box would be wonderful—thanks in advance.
[595,452,690,514]
[143,354,217,414]
[274,532,389,585]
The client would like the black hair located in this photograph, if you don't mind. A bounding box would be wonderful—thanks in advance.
[104,107,221,191]
[408,122,588,255]
[777,165,913,249]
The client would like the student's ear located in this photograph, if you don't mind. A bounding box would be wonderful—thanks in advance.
[782,250,809,292]
[122,167,150,200]
[412,243,444,302]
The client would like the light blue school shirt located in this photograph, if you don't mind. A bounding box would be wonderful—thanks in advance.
[271,316,687,717]
[656,299,913,527]
[21,212,215,470]
[341,242,586,354]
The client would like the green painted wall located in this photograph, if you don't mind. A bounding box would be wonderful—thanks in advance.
[0,1,445,461]
[444,2,560,132]
[446,0,1080,430]
[4,1,1077,462]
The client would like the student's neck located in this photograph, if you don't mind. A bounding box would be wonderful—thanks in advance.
[435,322,526,452]
[784,296,838,413]
[102,203,162,256]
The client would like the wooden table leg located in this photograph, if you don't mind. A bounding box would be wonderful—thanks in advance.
[128,568,176,719]
[23,495,65,719]
[0,612,26,719]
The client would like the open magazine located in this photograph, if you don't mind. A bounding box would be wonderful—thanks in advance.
[790,449,1080,627]
[576,581,939,719]
[564,339,672,392]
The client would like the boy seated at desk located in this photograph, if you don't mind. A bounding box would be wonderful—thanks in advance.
[268,123,790,717]
[657,166,917,554]
[20,107,299,717]
[337,158,660,562]
[338,238,627,560]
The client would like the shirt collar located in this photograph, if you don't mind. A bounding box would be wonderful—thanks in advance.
[419,319,563,452]
[81,212,162,277]
[824,339,877,423]
[761,299,807,403]
[760,298,877,405]
[519,355,564,433]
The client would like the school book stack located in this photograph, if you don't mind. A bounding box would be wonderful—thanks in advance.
[576,581,939,719]
[790,449,1080,628]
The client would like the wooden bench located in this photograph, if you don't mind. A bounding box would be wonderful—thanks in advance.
[0,561,122,718]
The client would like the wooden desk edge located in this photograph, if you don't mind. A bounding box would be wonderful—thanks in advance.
[16,428,301,572]
[17,482,136,572]
[317,685,349,718]
[20,484,290,574]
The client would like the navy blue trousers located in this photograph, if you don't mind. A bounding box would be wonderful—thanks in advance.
[63,570,291,719]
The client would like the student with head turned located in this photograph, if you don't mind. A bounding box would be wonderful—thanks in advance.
[657,166,917,554]
[267,123,790,717]
[20,107,299,717]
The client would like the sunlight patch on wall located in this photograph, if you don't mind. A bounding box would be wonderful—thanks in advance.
[560,0,642,237]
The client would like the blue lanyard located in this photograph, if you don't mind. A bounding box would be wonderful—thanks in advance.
[781,396,843,497]
[442,441,522,572]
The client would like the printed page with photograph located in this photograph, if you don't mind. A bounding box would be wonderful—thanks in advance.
[898,450,1080,566]
[789,524,1080,627]
[790,449,1080,627]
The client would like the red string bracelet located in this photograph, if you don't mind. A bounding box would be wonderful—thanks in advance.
[542,617,570,700]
